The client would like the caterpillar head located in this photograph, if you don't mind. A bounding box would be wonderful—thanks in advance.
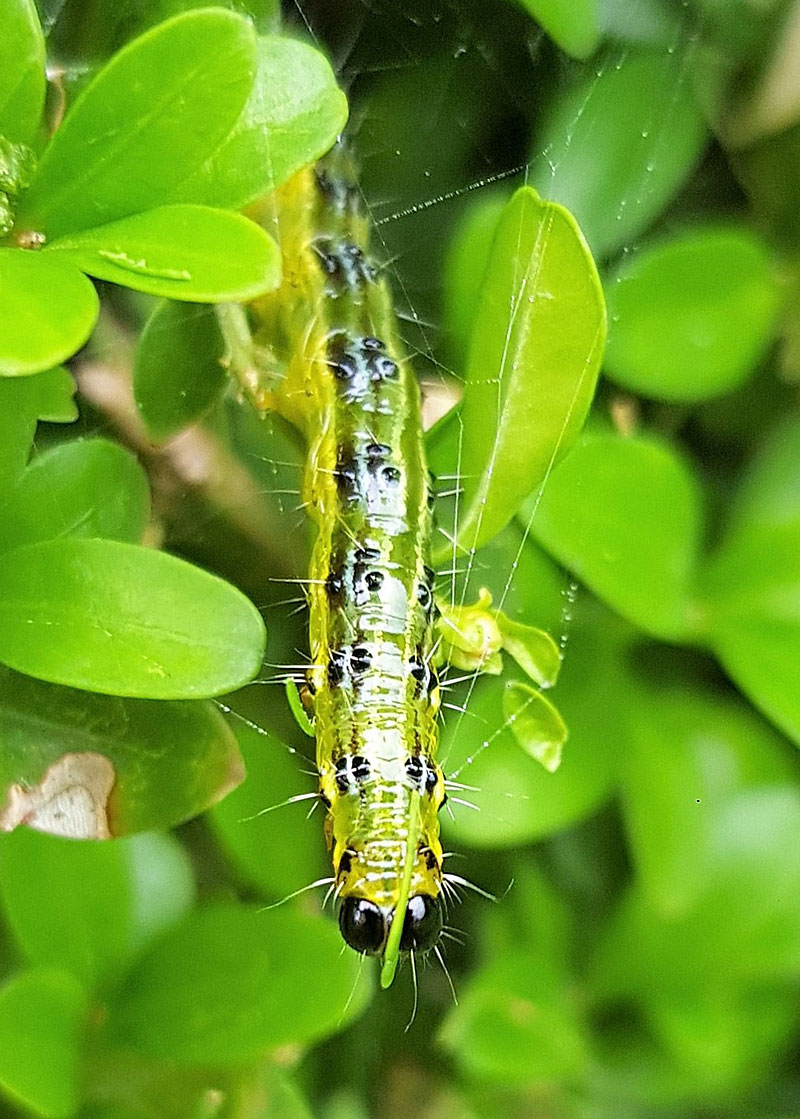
[338,892,442,956]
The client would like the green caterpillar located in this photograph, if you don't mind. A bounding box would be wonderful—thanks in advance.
[239,146,574,988]
[249,152,446,987]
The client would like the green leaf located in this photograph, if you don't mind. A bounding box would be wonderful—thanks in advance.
[516,0,600,58]
[0,967,86,1119]
[443,189,510,370]
[0,0,45,144]
[441,606,620,848]
[134,301,227,441]
[452,185,605,555]
[531,433,703,641]
[0,250,98,376]
[27,367,78,423]
[17,9,257,239]
[110,904,371,1062]
[618,686,798,917]
[210,718,330,900]
[502,680,567,772]
[0,665,243,836]
[703,419,800,747]
[529,47,707,257]
[596,787,800,996]
[45,205,281,301]
[0,368,76,482]
[0,439,150,554]
[0,829,194,989]
[495,613,562,687]
[0,538,266,698]
[168,35,349,210]
[439,950,587,1085]
[605,227,783,401]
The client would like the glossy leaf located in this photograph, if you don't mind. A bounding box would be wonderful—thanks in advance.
[439,950,587,1084]
[496,613,562,687]
[530,48,707,257]
[0,368,77,482]
[531,433,703,640]
[596,787,800,995]
[517,0,599,58]
[605,227,783,401]
[0,250,98,376]
[452,185,605,554]
[210,716,328,900]
[45,205,281,302]
[169,35,349,210]
[503,680,567,772]
[443,189,509,369]
[17,9,257,238]
[134,301,227,441]
[704,419,800,746]
[0,439,150,554]
[0,967,86,1119]
[0,828,194,988]
[619,686,798,916]
[0,0,45,144]
[110,905,371,1062]
[0,666,243,836]
[0,538,266,698]
[441,604,622,848]
[27,367,78,423]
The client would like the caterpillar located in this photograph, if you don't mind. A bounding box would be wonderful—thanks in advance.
[249,150,446,986]
[239,140,581,987]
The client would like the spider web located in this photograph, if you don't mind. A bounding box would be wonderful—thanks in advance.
[41,0,709,1006]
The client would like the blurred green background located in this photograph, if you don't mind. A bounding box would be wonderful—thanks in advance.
[2,0,800,1116]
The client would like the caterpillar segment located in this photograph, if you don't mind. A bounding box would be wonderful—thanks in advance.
[250,154,446,981]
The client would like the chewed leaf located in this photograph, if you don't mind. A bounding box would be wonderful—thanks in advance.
[16,9,256,238]
[495,613,562,688]
[0,666,243,837]
[453,185,605,555]
[0,662,240,841]
[503,681,567,773]
[45,206,281,302]
[0,250,98,377]
[435,589,503,675]
[0,538,266,699]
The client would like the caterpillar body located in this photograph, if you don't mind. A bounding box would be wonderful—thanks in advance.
[252,153,446,982]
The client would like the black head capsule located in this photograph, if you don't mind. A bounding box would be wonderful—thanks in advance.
[339,897,387,955]
[399,894,443,953]
[362,336,386,352]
